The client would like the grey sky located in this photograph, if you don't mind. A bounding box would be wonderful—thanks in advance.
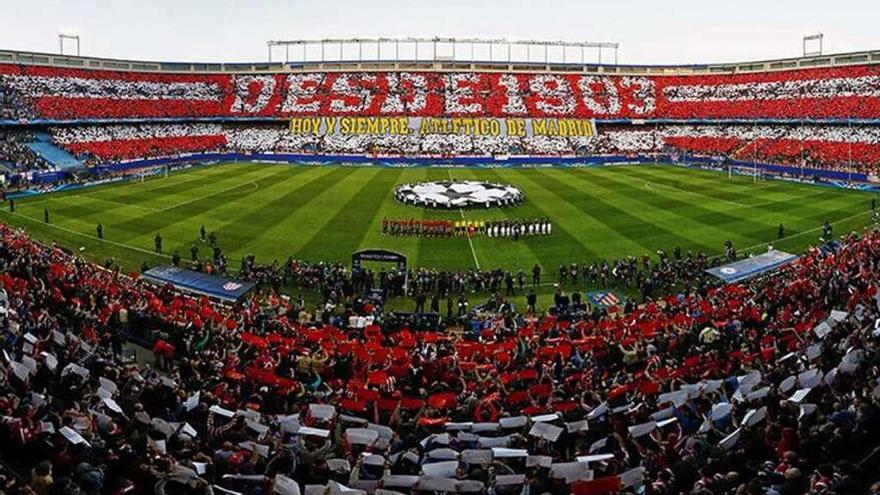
[0,0,877,65]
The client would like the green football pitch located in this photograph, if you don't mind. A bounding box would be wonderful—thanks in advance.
[0,162,874,278]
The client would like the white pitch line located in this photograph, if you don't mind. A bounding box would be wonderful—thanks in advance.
[157,180,260,212]
[732,209,873,256]
[458,207,481,270]
[80,195,161,212]
[3,211,173,259]
[447,169,481,270]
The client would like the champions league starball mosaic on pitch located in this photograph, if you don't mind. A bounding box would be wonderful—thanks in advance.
[394,180,524,209]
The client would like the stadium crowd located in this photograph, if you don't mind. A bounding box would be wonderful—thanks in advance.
[3,216,880,494]
[38,123,880,176]
[0,63,878,179]
[2,64,880,120]
[0,130,49,173]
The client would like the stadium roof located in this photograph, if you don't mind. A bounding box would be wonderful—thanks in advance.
[1,45,878,76]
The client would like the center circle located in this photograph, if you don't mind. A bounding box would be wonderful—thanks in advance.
[394,180,524,209]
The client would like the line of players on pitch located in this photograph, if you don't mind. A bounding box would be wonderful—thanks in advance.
[382,218,552,238]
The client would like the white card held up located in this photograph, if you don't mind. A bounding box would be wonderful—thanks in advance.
[799,404,818,419]
[98,377,118,394]
[184,392,200,412]
[297,426,330,438]
[588,437,608,453]
[40,352,58,371]
[620,467,646,488]
[326,459,351,473]
[471,422,499,433]
[208,405,235,418]
[181,423,198,438]
[743,406,767,427]
[628,421,656,438]
[576,454,615,464]
[444,422,473,431]
[149,438,166,453]
[530,413,560,423]
[273,475,301,495]
[415,477,456,493]
[499,416,528,429]
[491,447,528,458]
[566,420,589,433]
[308,404,336,420]
[711,402,732,420]
[779,376,797,394]
[461,449,493,465]
[799,369,822,389]
[529,421,564,442]
[586,402,608,419]
[420,460,459,478]
[526,455,553,468]
[651,406,675,422]
[657,417,678,428]
[738,370,762,389]
[238,441,270,458]
[495,474,526,486]
[718,428,742,451]
[550,462,592,483]
[703,380,723,394]
[426,448,459,460]
[102,397,123,414]
[477,435,510,448]
[814,322,833,339]
[59,426,89,446]
[346,428,379,445]
[246,420,269,435]
[830,310,848,322]
[10,361,30,381]
[787,388,811,403]
[381,475,419,488]
[658,389,688,407]
[747,387,770,402]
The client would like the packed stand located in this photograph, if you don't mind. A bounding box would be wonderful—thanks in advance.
[2,219,880,493]
[0,129,50,173]
[39,122,880,176]
[2,64,880,120]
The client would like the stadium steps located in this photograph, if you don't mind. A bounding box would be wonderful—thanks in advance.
[25,132,84,170]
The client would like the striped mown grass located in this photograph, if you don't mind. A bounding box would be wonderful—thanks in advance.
[1,162,873,276]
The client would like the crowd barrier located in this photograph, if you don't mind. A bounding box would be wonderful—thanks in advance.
[93,151,872,182]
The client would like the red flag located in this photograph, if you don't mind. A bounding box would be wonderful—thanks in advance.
[428,393,458,410]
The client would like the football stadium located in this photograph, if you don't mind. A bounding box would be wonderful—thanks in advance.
[2,3,880,494]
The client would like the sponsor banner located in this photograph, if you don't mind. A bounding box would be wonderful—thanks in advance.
[142,266,255,302]
[705,250,798,283]
[289,116,595,138]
